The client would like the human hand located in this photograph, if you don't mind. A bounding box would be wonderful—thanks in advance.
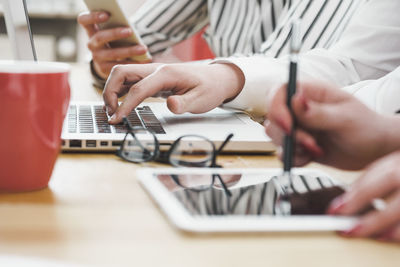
[327,151,400,242]
[77,11,150,80]
[265,82,395,170]
[103,63,245,124]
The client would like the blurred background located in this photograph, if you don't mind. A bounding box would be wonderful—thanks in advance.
[0,0,147,62]
[0,0,213,63]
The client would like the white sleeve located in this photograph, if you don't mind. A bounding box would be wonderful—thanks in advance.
[219,0,400,118]
[343,67,400,115]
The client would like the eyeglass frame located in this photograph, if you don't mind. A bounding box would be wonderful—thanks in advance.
[116,117,234,196]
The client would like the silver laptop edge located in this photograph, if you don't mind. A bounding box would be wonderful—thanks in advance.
[61,101,275,153]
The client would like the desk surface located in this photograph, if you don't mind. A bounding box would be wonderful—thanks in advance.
[0,64,398,267]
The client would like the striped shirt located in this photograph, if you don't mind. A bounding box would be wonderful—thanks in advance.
[131,0,367,58]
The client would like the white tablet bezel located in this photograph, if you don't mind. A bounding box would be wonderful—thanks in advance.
[137,168,358,233]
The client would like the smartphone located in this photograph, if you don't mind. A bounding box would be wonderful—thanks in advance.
[83,0,151,62]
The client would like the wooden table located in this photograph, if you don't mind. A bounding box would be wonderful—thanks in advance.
[0,64,398,267]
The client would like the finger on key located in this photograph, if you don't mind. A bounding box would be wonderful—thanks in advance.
[108,67,177,123]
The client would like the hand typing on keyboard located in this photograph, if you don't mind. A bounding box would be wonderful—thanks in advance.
[103,63,245,124]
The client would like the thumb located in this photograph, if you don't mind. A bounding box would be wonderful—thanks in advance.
[166,95,187,114]
[167,88,220,114]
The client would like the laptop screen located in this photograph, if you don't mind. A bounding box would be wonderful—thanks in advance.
[3,0,37,60]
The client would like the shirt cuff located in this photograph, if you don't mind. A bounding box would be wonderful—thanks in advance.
[212,56,289,120]
[343,67,400,115]
[90,60,107,90]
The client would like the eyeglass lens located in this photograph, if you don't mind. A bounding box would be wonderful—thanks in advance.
[169,136,215,167]
[121,130,157,162]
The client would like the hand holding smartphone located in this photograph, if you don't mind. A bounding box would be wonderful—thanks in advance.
[82,0,151,63]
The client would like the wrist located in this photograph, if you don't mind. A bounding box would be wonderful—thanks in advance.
[90,60,107,89]
[212,63,245,103]
[92,60,108,80]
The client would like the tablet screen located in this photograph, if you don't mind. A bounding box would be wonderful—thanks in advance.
[155,172,345,216]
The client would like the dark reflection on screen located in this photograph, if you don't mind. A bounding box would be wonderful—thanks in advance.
[156,173,344,216]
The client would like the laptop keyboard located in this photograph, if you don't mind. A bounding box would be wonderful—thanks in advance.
[78,105,94,133]
[67,104,166,134]
[94,105,111,133]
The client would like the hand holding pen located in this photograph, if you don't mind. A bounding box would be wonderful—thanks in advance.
[270,21,390,219]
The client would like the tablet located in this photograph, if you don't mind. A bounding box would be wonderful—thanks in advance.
[137,168,358,233]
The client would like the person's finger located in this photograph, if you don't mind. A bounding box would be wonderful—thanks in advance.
[267,81,345,134]
[166,88,207,114]
[108,64,179,123]
[293,148,314,167]
[332,162,397,215]
[377,223,400,242]
[88,27,133,50]
[296,129,324,158]
[265,120,322,155]
[94,61,124,78]
[93,45,148,62]
[341,191,400,238]
[265,120,284,146]
[103,64,160,117]
[95,60,140,80]
[276,145,313,167]
[292,90,346,131]
[290,129,323,167]
[268,85,292,134]
[266,119,323,157]
[77,11,109,37]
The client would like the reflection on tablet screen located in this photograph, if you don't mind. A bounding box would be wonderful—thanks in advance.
[156,173,345,216]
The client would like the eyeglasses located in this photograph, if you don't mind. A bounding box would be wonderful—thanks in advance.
[117,117,233,196]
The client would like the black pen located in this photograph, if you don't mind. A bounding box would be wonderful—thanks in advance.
[282,20,301,191]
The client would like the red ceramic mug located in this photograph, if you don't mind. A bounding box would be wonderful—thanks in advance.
[0,61,70,192]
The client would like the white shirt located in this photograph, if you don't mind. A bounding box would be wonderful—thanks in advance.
[221,0,400,118]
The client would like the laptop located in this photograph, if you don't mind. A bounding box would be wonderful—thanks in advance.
[4,0,274,153]
[61,101,274,152]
